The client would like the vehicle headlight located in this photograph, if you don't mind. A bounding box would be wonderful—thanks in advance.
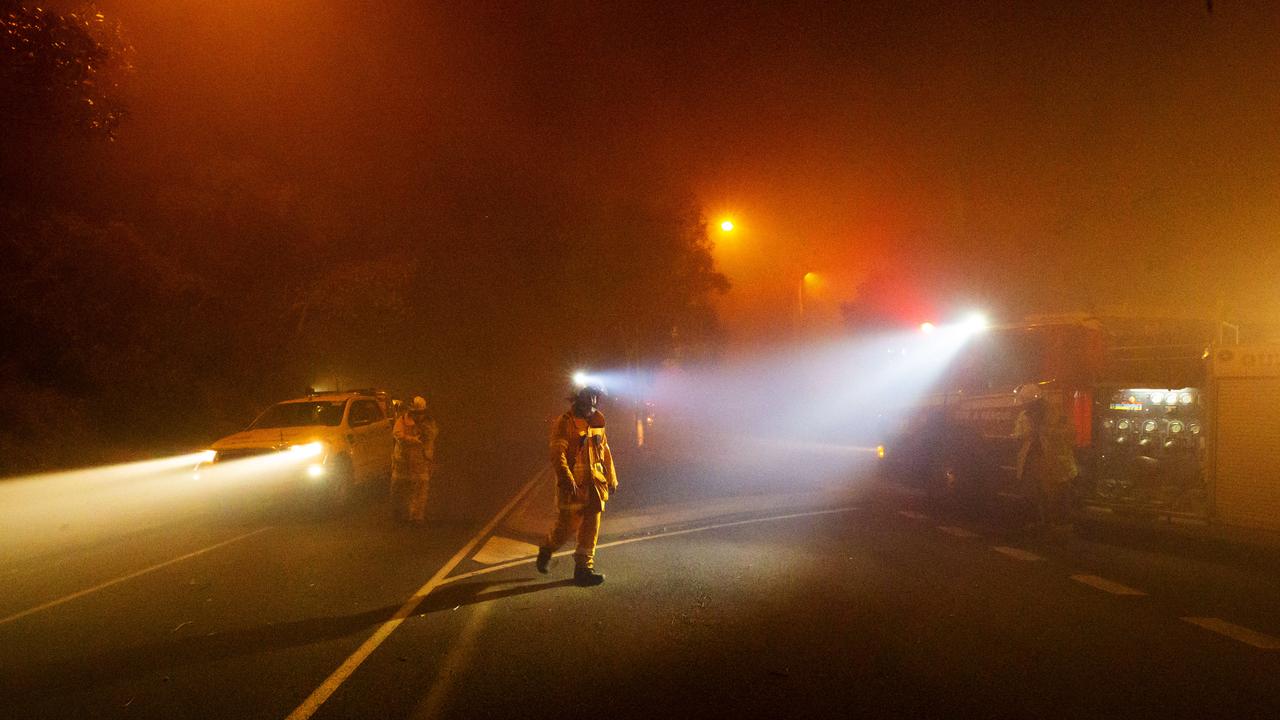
[1180,392,1193,405]
[192,450,216,480]
[1149,392,1165,405]
[306,463,327,479]
[288,441,325,459]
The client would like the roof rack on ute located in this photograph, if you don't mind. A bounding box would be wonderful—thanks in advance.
[303,387,386,398]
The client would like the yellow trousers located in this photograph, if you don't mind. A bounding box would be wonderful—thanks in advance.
[543,508,602,568]
[391,464,430,523]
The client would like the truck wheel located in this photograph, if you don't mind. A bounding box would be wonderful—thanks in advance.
[924,457,958,506]
[930,457,989,517]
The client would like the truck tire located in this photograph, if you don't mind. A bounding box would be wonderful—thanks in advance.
[929,452,993,518]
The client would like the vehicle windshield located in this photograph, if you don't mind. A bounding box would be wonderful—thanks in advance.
[250,401,346,429]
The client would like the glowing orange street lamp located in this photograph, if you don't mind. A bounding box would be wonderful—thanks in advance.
[719,219,734,232]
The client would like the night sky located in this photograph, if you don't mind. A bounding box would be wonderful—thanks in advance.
[100,0,1279,337]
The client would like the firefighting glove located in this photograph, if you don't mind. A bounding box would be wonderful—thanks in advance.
[558,475,578,497]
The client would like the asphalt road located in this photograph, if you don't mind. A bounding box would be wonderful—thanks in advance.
[3,437,1280,719]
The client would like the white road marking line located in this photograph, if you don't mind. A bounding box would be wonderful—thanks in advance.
[501,467,559,536]
[442,506,862,587]
[608,491,851,535]
[285,469,547,720]
[937,526,979,538]
[898,510,929,521]
[1182,617,1280,650]
[471,536,540,566]
[0,526,272,627]
[990,546,1043,562]
[410,598,496,719]
[1070,574,1147,596]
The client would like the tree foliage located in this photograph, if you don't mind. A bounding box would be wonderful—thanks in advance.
[1,2,131,141]
[0,4,729,475]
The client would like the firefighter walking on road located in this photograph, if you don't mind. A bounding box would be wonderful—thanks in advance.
[536,384,618,587]
[392,396,438,524]
[1013,383,1078,528]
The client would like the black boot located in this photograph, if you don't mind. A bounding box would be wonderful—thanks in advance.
[535,547,552,574]
[573,566,605,587]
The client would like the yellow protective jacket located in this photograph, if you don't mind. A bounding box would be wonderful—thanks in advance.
[393,412,438,481]
[550,409,618,512]
[1014,408,1078,486]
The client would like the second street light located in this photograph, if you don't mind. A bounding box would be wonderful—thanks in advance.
[798,271,818,327]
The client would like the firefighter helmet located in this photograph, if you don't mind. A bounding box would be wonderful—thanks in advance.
[1014,383,1044,404]
[571,384,606,405]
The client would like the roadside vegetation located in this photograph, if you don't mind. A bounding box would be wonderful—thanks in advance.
[0,3,727,475]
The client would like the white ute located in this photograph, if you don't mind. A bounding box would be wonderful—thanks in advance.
[204,390,395,508]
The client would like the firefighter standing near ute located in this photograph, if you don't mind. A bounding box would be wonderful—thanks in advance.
[536,384,618,587]
[1013,383,1078,528]
[392,396,438,524]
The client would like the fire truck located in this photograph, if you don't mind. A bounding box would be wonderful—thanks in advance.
[878,315,1106,510]
[879,314,1280,536]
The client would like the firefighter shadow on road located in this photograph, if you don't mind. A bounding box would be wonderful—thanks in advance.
[0,578,576,702]
[418,577,576,614]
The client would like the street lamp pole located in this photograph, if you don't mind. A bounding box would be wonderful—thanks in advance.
[797,272,816,331]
